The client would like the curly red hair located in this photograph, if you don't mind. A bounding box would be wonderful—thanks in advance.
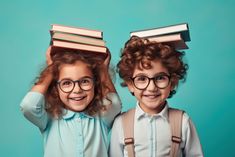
[36,49,108,117]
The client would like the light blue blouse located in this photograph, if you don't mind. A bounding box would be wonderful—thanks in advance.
[20,91,121,157]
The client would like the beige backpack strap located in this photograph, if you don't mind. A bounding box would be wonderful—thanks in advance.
[121,108,136,157]
[168,108,184,157]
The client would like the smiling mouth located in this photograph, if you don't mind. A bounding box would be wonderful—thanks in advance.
[143,94,161,99]
[69,96,86,101]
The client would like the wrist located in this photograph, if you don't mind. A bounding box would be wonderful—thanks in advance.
[32,74,53,94]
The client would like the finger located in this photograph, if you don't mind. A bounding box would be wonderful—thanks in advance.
[104,48,111,65]
[46,46,53,65]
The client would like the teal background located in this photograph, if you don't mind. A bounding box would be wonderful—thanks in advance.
[1,0,235,156]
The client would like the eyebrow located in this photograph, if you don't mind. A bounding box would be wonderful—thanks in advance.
[133,72,170,77]
[58,76,94,81]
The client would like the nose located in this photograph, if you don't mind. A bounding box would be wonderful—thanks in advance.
[72,82,82,93]
[146,79,157,91]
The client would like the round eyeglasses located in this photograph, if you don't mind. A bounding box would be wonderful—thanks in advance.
[131,74,171,90]
[57,77,94,93]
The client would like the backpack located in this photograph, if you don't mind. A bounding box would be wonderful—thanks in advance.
[122,107,184,157]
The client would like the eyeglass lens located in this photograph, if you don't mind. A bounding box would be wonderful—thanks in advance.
[58,77,94,93]
[133,74,170,90]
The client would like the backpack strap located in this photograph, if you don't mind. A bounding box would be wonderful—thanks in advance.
[122,108,136,157]
[168,108,184,157]
[122,107,184,157]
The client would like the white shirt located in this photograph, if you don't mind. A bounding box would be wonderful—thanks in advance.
[109,102,203,157]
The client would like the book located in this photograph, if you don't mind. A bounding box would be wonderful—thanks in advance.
[51,32,106,47]
[51,40,107,54]
[50,46,107,61]
[147,33,188,50]
[51,24,103,39]
[130,23,190,42]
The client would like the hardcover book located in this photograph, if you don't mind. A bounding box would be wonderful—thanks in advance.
[49,24,107,59]
[51,32,106,47]
[147,33,188,50]
[51,24,103,39]
[130,23,190,42]
[51,40,107,54]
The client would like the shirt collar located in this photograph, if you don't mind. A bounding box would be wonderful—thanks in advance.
[62,109,94,120]
[136,101,169,121]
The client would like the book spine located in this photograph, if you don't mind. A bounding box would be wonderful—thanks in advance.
[51,25,103,39]
[52,32,105,47]
[52,40,106,53]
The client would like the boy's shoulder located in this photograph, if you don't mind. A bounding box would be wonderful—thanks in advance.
[112,108,135,124]
[169,107,191,120]
[118,107,191,122]
[117,108,136,119]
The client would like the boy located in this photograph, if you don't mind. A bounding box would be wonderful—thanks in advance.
[109,36,203,157]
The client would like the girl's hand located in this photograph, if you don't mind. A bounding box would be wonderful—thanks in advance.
[99,48,117,93]
[46,46,53,65]
[102,48,111,69]
[31,46,53,94]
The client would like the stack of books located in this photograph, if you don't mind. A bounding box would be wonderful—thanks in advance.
[130,23,190,50]
[50,24,107,58]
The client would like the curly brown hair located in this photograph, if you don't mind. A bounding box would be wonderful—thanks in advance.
[117,36,188,98]
[36,49,107,118]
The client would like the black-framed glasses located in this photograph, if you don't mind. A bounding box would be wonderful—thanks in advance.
[131,73,171,90]
[57,77,94,93]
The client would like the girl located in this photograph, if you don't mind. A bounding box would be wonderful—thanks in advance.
[109,36,203,157]
[20,47,121,157]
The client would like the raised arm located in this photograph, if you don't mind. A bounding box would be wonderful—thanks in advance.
[99,49,116,94]
[31,46,53,94]
[20,46,53,131]
[100,49,121,127]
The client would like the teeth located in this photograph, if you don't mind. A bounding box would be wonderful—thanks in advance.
[144,95,160,99]
[147,95,157,98]
[70,97,85,101]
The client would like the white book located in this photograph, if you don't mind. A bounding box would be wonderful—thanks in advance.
[51,24,103,39]
[147,34,188,50]
[131,23,190,41]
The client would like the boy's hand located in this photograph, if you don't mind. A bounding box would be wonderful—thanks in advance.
[46,46,53,65]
